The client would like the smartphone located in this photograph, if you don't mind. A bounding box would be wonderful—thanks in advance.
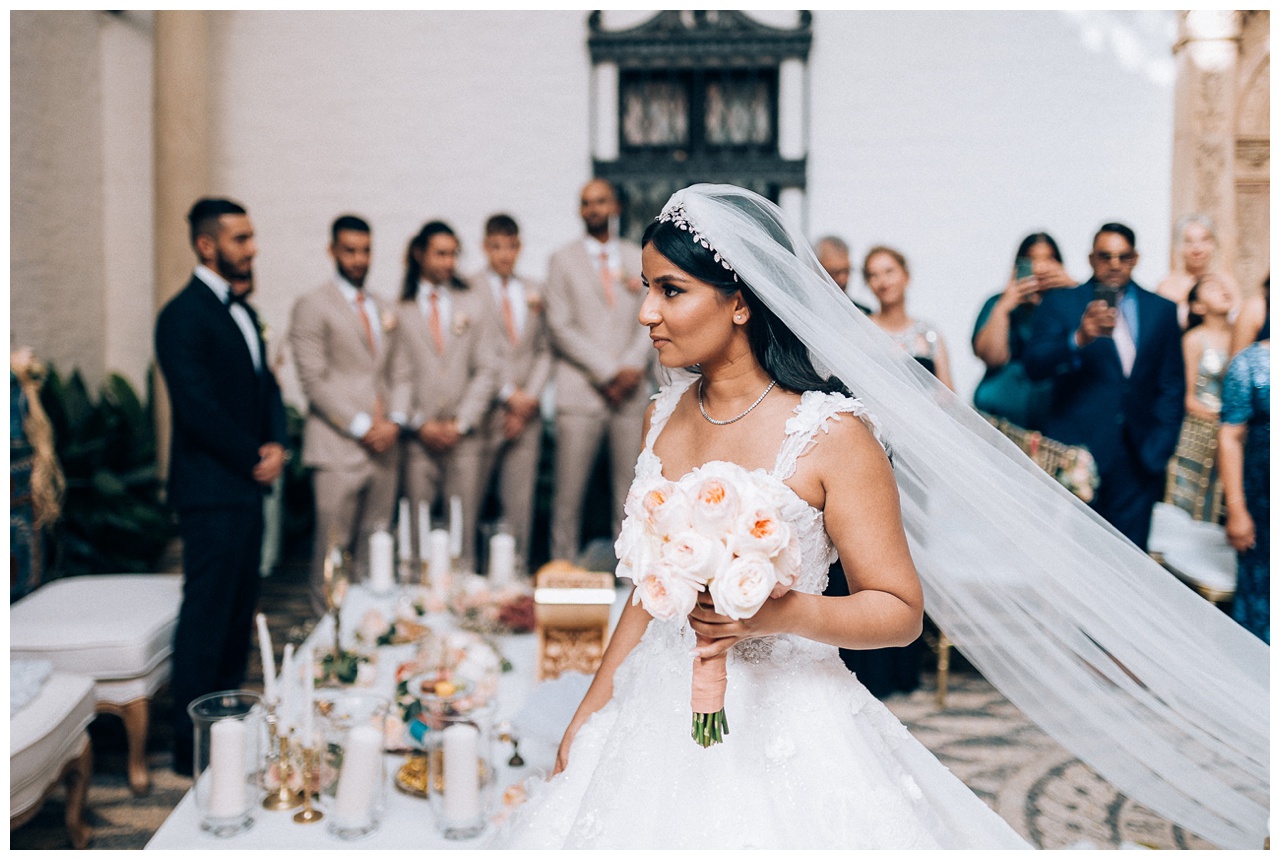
[1093,283,1119,307]
[1015,257,1034,281]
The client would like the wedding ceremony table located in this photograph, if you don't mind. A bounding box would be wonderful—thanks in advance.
[146,582,622,850]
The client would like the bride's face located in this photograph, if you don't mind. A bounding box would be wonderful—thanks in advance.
[639,243,747,370]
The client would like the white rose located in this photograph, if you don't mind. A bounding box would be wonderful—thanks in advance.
[660,530,727,586]
[615,519,660,583]
[632,564,699,621]
[772,538,801,589]
[357,608,390,642]
[730,501,792,559]
[709,552,777,620]
[688,474,741,533]
[647,487,693,540]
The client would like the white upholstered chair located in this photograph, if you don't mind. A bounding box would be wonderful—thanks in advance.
[10,573,183,794]
[10,670,96,848]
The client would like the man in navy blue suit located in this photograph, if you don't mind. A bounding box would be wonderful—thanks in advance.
[1022,223,1184,551]
[155,198,287,775]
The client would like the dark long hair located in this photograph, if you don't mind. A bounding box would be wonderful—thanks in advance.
[401,221,463,301]
[1185,279,1207,331]
[640,218,849,396]
[1015,232,1063,263]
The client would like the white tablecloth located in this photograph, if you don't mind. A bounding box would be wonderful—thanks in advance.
[146,583,623,850]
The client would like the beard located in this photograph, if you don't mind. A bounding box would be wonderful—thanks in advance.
[217,249,253,286]
[337,261,367,288]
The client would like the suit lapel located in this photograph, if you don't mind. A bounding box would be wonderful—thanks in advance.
[193,277,259,379]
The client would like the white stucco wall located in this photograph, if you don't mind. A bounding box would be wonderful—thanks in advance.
[806,10,1176,397]
[10,10,1178,405]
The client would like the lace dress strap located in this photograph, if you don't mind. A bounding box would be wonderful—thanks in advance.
[643,375,697,454]
[772,390,888,482]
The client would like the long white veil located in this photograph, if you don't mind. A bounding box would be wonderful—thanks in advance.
[666,184,1268,849]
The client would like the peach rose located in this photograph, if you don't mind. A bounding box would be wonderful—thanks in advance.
[660,529,727,586]
[689,475,741,533]
[731,503,792,559]
[633,565,698,621]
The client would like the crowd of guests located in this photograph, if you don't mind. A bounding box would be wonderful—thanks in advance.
[153,187,1268,766]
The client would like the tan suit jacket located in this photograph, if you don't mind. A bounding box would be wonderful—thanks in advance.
[289,279,396,468]
[465,269,553,402]
[545,238,649,414]
[389,282,502,431]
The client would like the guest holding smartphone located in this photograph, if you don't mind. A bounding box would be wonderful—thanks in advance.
[972,232,1075,430]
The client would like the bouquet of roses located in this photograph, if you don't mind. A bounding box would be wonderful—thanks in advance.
[616,461,800,747]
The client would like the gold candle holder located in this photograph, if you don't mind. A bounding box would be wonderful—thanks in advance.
[261,716,303,811]
[292,745,324,824]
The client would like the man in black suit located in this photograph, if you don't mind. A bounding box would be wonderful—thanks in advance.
[1022,222,1184,550]
[155,198,287,774]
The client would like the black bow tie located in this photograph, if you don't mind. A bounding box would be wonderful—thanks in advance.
[225,290,250,308]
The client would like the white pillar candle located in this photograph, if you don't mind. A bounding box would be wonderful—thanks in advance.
[397,497,413,564]
[256,613,277,706]
[301,648,316,743]
[448,495,463,559]
[442,723,481,822]
[417,501,431,562]
[428,529,452,601]
[369,530,395,594]
[279,643,295,734]
[488,533,517,587]
[333,724,382,824]
[208,718,248,818]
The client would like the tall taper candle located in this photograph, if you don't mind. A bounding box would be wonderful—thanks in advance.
[398,497,413,564]
[448,495,463,559]
[428,529,452,601]
[442,723,481,822]
[301,648,315,742]
[369,530,395,594]
[333,724,382,825]
[417,501,431,562]
[208,719,248,818]
[279,643,295,733]
[256,613,277,705]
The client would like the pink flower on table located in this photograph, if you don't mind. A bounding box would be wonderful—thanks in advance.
[709,552,777,620]
[632,564,698,621]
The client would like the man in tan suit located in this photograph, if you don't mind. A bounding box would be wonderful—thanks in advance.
[289,215,400,616]
[468,214,552,569]
[390,220,501,571]
[545,179,650,562]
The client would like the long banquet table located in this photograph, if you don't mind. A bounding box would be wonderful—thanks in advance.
[146,582,623,850]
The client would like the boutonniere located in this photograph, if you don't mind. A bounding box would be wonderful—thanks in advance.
[526,292,545,314]
[381,311,398,333]
[257,318,271,344]
[452,313,472,336]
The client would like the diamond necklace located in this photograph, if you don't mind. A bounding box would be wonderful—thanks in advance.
[698,378,776,426]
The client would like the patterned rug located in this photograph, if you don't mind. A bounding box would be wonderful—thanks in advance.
[10,561,1214,850]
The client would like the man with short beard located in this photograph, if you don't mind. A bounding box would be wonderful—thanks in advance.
[288,215,400,615]
[545,179,650,563]
[155,197,287,775]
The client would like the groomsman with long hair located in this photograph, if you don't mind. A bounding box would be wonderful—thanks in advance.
[390,221,501,569]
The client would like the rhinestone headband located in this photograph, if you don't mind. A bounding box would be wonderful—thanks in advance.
[655,203,739,282]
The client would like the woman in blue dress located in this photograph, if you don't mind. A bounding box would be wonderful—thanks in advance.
[1218,284,1269,642]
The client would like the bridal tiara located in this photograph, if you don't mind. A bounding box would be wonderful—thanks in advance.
[655,203,740,282]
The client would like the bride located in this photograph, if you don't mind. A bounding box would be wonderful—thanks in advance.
[490,186,1267,849]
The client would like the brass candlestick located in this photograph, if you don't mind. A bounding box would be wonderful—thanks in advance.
[262,713,304,811]
[292,745,324,824]
[322,544,351,660]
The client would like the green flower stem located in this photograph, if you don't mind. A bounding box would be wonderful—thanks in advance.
[691,708,729,747]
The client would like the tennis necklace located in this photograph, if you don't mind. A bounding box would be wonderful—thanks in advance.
[698,378,776,426]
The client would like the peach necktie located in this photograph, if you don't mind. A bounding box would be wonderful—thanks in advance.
[599,250,616,308]
[500,281,519,344]
[355,292,377,358]
[428,291,445,355]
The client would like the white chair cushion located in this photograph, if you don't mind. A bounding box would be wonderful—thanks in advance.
[10,671,95,818]
[10,574,182,681]
[1149,502,1236,595]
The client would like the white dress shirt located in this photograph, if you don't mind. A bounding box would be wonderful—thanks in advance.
[583,235,621,283]
[194,265,261,371]
[335,275,381,439]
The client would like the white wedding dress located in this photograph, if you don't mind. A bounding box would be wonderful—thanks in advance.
[490,380,1030,849]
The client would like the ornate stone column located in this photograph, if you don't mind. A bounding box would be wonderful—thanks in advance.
[152,10,212,477]
[1170,11,1242,275]
[1233,11,1269,297]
